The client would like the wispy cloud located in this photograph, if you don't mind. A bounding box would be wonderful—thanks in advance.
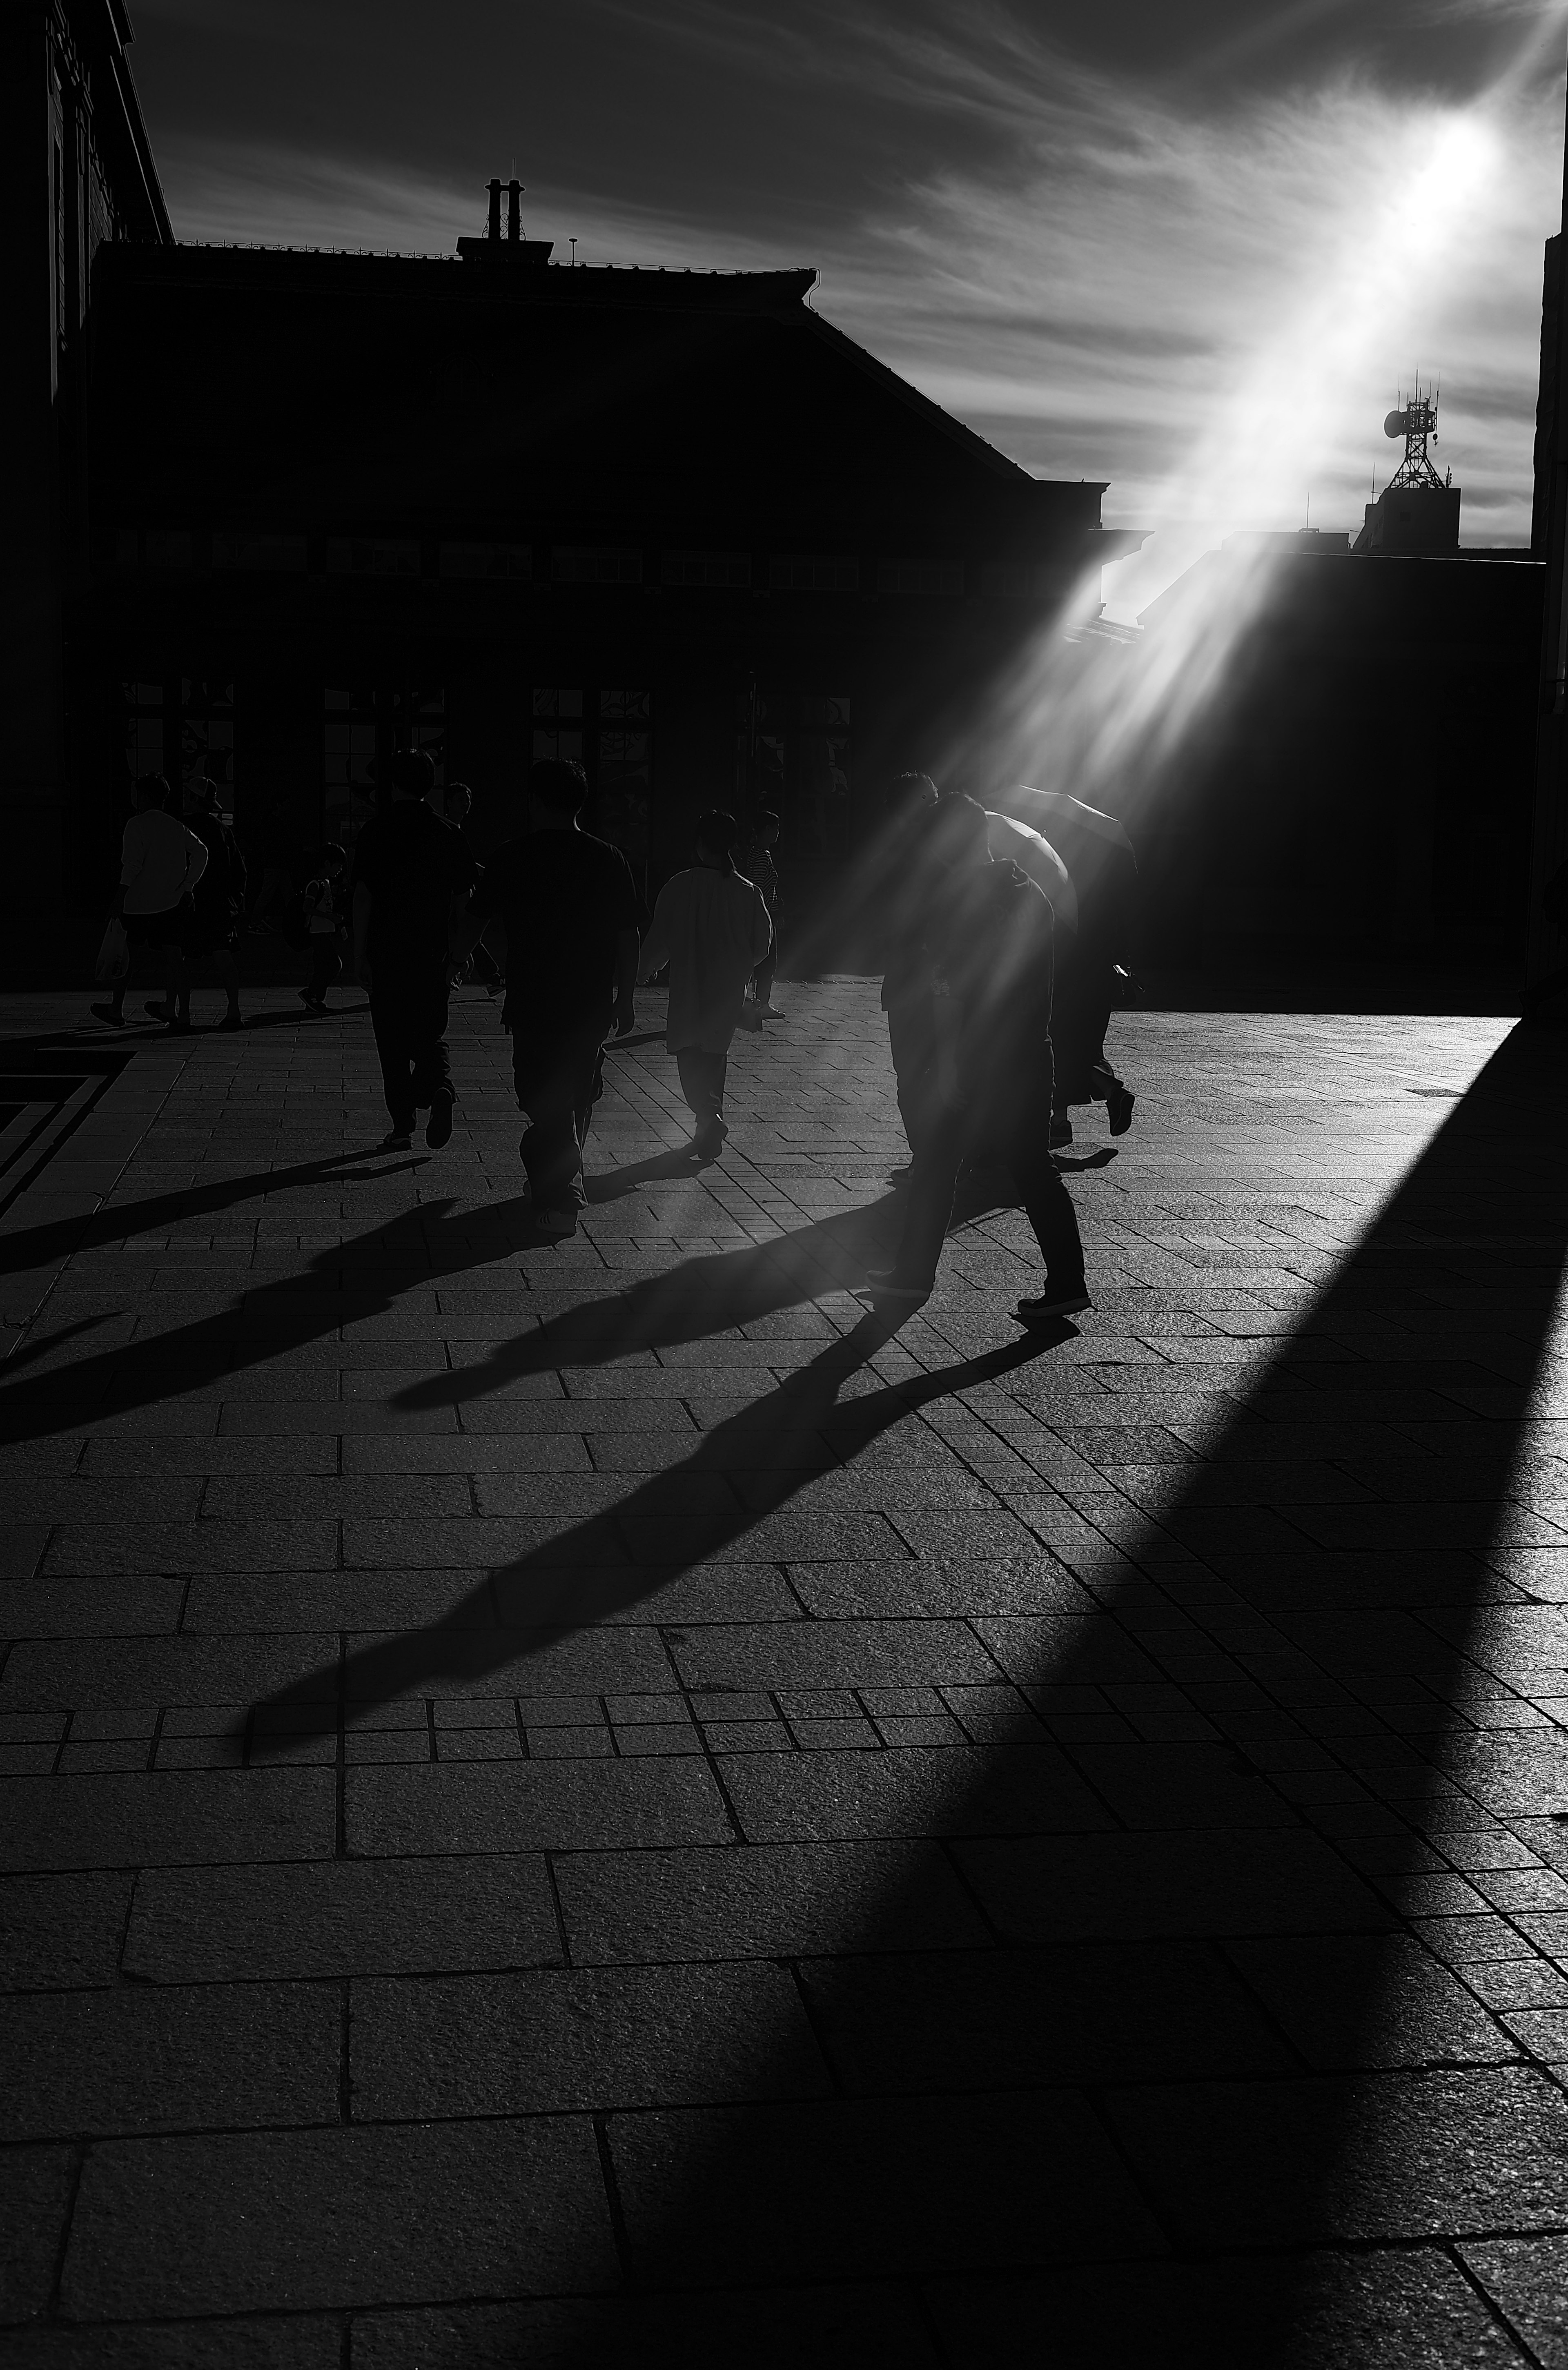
[145,0,1564,580]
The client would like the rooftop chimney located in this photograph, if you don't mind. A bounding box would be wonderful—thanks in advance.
[506,179,521,243]
[486,178,501,242]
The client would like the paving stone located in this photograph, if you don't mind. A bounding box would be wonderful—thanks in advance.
[122,1854,561,1981]
[1107,2065,1568,2245]
[0,1981,339,2139]
[353,1962,828,2116]
[345,1757,732,1854]
[0,1769,334,1869]
[60,2119,618,2319]
[0,1873,133,1988]
[1459,2235,1568,2368]
[0,2146,75,2324]
[1,2319,344,2368]
[607,2092,1165,2283]
[955,1829,1390,1940]
[352,2288,942,2368]
[719,1744,1114,1842]
[1225,1933,1515,2068]
[553,1839,991,1961]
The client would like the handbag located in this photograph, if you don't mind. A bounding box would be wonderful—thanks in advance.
[94,917,130,982]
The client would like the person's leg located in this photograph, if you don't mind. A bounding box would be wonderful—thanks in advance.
[675,1047,724,1132]
[515,1033,589,1209]
[885,997,934,1160]
[754,940,778,1013]
[370,996,416,1137]
[873,1105,966,1291]
[1009,1094,1089,1309]
[163,937,190,1028]
[212,947,241,1021]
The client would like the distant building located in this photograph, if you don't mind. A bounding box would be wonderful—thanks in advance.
[8,7,1136,921]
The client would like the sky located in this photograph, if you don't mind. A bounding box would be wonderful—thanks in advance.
[129,1,1568,613]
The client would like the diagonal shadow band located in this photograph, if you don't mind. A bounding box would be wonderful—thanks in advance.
[236,1318,1071,1749]
[419,1019,1568,2366]
[391,1192,901,1414]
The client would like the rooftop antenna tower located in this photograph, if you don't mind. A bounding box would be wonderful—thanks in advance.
[1383,378,1450,492]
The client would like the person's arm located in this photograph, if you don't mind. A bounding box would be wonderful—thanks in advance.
[614,927,639,1034]
[448,891,481,967]
[352,880,373,988]
[111,819,139,918]
[637,885,672,984]
[181,831,210,897]
[750,885,773,964]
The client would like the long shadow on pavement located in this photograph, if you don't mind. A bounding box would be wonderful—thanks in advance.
[327,1020,1568,2366]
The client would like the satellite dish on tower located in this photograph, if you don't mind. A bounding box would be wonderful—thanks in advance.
[1384,409,1409,439]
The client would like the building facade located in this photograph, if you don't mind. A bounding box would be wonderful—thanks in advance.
[7,10,1135,929]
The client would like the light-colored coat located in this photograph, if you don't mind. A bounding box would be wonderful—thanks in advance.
[639,865,773,1052]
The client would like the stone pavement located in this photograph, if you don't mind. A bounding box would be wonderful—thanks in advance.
[1,980,1567,2367]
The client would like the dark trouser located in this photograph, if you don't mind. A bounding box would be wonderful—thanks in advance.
[885,995,936,1156]
[511,1017,608,1209]
[675,1046,728,1132]
[308,936,342,999]
[891,1076,1085,1293]
[753,913,778,1007]
[370,972,450,1133]
[1052,941,1122,1112]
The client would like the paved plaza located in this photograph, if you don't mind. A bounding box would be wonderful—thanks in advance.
[1,980,1567,2365]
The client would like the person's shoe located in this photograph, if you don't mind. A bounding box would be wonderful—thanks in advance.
[537,1205,578,1237]
[1016,1285,1092,1325]
[861,1267,933,1305]
[691,1118,727,1161]
[1106,1084,1135,1137]
[887,1163,913,1189]
[425,1087,455,1150]
[758,1003,784,1019]
[379,1128,413,1152]
[218,1010,245,1031]
[145,1000,174,1023]
[1049,1116,1073,1149]
[90,1002,126,1027]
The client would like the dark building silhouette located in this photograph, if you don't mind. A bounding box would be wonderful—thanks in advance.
[7,0,170,900]
[1135,527,1542,973]
[8,7,1137,921]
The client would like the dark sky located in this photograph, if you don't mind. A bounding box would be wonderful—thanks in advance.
[129,1,1565,580]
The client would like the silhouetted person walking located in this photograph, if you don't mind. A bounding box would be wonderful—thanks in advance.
[299,844,347,1014]
[351,748,474,1152]
[865,795,1089,1325]
[877,771,941,1178]
[1002,788,1136,1143]
[91,773,208,1033]
[466,757,640,1236]
[639,809,772,1161]
[443,780,502,994]
[181,773,247,1031]
[746,810,783,1017]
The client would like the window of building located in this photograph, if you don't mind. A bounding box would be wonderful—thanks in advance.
[325,538,421,577]
[532,688,584,765]
[595,692,653,864]
[735,689,853,857]
[439,542,532,580]
[145,532,193,570]
[214,534,307,573]
[878,559,964,596]
[662,551,751,588]
[978,561,1056,599]
[180,680,234,803]
[323,684,444,855]
[551,548,643,585]
[121,683,165,784]
[770,555,859,593]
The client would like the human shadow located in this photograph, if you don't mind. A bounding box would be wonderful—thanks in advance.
[0,1173,899,1448]
[240,1318,1071,1750]
[497,1019,1568,2365]
[585,1148,707,1200]
[392,1194,900,1414]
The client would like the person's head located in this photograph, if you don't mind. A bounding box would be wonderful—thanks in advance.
[756,811,780,849]
[443,780,473,825]
[886,771,940,820]
[185,773,225,818]
[316,842,347,880]
[695,808,738,869]
[926,793,992,873]
[134,771,172,813]
[527,757,587,830]
[389,747,436,804]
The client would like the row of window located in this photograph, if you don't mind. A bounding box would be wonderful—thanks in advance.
[114,532,1056,599]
